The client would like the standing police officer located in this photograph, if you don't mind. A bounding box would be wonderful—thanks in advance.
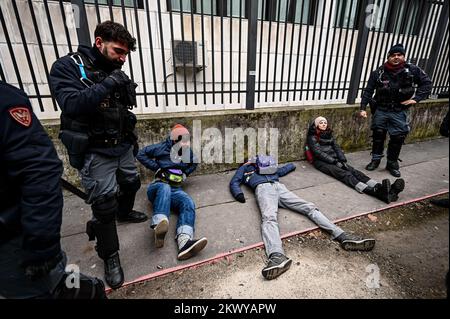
[0,81,106,299]
[359,44,432,177]
[49,21,147,289]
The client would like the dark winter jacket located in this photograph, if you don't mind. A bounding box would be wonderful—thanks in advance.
[229,162,296,200]
[306,123,346,165]
[136,137,197,176]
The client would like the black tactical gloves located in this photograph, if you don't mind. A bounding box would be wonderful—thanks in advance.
[235,193,246,203]
[105,69,131,87]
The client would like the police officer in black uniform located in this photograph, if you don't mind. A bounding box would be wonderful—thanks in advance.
[0,81,106,299]
[359,44,432,177]
[49,21,147,289]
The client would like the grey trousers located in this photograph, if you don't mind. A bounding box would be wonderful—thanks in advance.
[255,182,344,257]
[80,146,139,204]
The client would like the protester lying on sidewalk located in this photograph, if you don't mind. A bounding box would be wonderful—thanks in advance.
[306,116,405,204]
[137,124,207,260]
[229,155,375,281]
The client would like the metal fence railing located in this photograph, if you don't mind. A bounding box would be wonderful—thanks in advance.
[0,0,448,120]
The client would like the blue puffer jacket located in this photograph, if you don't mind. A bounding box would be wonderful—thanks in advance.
[229,162,296,199]
[137,137,197,176]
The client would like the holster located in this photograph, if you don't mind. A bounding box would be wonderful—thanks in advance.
[59,130,89,170]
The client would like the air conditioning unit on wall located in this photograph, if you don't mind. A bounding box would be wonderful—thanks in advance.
[172,40,206,72]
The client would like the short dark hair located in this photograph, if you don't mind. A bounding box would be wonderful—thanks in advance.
[94,21,136,51]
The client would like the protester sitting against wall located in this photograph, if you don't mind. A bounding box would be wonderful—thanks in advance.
[229,154,376,281]
[306,116,405,204]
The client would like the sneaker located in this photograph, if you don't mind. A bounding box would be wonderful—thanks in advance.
[389,178,405,202]
[154,219,169,248]
[336,233,375,251]
[261,253,293,280]
[177,237,208,260]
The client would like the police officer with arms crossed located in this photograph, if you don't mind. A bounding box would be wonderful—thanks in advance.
[0,81,106,299]
[49,21,147,289]
[359,44,432,177]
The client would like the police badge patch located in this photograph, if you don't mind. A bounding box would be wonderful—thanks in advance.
[8,106,32,127]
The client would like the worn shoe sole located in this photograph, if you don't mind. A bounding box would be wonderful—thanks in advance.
[389,179,405,202]
[341,238,376,251]
[262,258,293,280]
[154,219,169,248]
[177,237,208,260]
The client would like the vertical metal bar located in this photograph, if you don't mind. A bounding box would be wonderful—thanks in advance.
[398,0,412,45]
[425,0,449,77]
[229,0,233,103]
[286,0,297,101]
[264,0,274,102]
[293,0,306,101]
[372,0,391,72]
[220,0,224,104]
[189,0,198,105]
[120,0,135,82]
[59,0,73,52]
[415,3,439,68]
[246,0,259,110]
[156,0,169,106]
[341,0,358,99]
[307,0,320,100]
[0,62,5,82]
[132,0,148,108]
[94,0,101,24]
[300,0,312,100]
[238,0,243,103]
[28,0,58,111]
[11,0,44,111]
[144,0,159,106]
[408,0,428,63]
[257,0,265,102]
[389,1,405,48]
[0,5,23,89]
[210,0,216,104]
[403,0,420,54]
[330,0,346,99]
[167,0,179,105]
[279,0,291,101]
[324,0,341,100]
[433,25,449,94]
[271,0,283,102]
[179,0,189,105]
[313,0,326,100]
[108,0,114,21]
[347,0,373,105]
[200,0,207,105]
[336,0,353,100]
[318,0,334,100]
[43,0,60,59]
[71,0,91,47]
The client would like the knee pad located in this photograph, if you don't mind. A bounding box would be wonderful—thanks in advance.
[119,178,141,194]
[91,193,118,223]
[372,129,387,143]
[53,273,107,299]
[389,134,406,145]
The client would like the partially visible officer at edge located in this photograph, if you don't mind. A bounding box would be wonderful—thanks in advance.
[49,21,148,289]
[359,43,432,177]
[0,80,106,299]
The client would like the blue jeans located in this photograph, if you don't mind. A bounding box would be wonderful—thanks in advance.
[146,181,196,238]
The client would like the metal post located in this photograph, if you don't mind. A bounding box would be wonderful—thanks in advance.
[245,0,258,110]
[347,0,374,105]
[71,0,91,46]
[425,0,449,78]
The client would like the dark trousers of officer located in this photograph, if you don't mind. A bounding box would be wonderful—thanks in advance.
[314,160,374,192]
[0,235,67,299]
[80,146,140,260]
[370,109,410,165]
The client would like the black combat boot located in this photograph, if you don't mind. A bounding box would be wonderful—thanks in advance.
[365,159,381,171]
[117,189,148,223]
[104,252,124,289]
[389,178,405,202]
[386,160,401,177]
[363,179,392,204]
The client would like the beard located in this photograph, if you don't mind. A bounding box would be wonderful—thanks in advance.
[102,47,124,69]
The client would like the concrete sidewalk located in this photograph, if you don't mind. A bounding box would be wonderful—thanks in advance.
[61,138,449,288]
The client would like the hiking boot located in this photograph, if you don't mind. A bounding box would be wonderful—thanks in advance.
[261,253,293,280]
[365,159,381,171]
[363,179,392,204]
[386,160,401,177]
[104,252,124,289]
[117,210,148,223]
[336,233,375,251]
[389,178,405,202]
[154,219,169,248]
[177,237,208,260]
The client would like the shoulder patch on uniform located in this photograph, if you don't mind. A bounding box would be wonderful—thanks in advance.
[8,106,32,127]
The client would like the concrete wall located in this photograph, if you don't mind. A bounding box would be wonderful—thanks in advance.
[41,99,449,185]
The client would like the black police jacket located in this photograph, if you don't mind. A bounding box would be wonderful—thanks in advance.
[361,63,432,111]
[306,123,347,165]
[49,45,137,157]
[0,81,62,263]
